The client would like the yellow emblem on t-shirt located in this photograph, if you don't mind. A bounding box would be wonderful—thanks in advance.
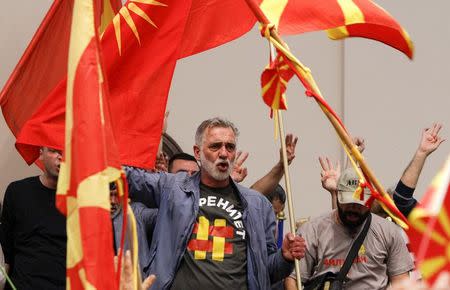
[358,244,366,255]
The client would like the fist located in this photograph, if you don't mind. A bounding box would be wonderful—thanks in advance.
[281,233,306,261]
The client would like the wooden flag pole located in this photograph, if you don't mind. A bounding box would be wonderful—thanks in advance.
[275,109,303,290]
[267,39,303,289]
[243,0,408,228]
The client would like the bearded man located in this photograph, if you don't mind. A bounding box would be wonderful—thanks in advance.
[126,117,306,290]
[285,168,414,290]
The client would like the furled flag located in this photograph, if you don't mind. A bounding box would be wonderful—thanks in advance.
[12,0,259,169]
[56,0,123,288]
[407,155,450,285]
[259,0,413,58]
[0,0,121,138]
[261,51,294,111]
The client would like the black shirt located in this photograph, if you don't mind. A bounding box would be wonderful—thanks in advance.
[171,183,247,290]
[1,176,66,290]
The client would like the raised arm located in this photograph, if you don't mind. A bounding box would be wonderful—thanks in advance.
[394,123,445,217]
[125,166,162,208]
[251,134,298,196]
[400,123,444,188]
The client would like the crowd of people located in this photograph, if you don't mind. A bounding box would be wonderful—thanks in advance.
[0,117,446,290]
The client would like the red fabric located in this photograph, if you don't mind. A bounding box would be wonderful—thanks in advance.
[178,0,258,58]
[260,52,294,110]
[407,182,450,285]
[14,0,259,169]
[59,1,121,287]
[0,0,73,136]
[276,0,413,58]
[16,0,193,169]
[0,0,122,138]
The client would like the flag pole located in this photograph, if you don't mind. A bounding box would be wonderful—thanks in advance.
[268,38,303,288]
[275,109,303,289]
[243,0,408,228]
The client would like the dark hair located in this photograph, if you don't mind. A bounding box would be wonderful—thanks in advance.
[168,153,198,172]
[266,184,286,204]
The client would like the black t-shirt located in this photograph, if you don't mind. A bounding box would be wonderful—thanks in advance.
[171,183,248,290]
[0,176,66,290]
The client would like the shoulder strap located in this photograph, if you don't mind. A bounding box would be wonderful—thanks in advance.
[335,213,372,282]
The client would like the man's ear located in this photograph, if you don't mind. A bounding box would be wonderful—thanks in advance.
[193,145,201,161]
[39,147,44,161]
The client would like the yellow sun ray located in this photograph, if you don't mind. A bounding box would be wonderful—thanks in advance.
[131,0,167,7]
[419,255,448,280]
[119,7,141,45]
[128,3,157,28]
[113,15,122,55]
[412,217,447,246]
[438,207,450,239]
[112,0,167,53]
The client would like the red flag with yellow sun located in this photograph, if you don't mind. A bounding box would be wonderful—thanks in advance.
[261,52,294,111]
[407,155,450,285]
[56,0,124,288]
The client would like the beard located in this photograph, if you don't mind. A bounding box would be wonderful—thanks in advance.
[200,151,233,181]
[337,204,370,229]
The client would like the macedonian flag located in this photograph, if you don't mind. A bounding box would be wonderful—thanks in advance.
[12,0,258,170]
[0,0,121,139]
[261,51,294,111]
[259,0,413,59]
[407,155,450,285]
[56,0,122,288]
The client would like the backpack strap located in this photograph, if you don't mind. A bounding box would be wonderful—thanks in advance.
[335,213,372,283]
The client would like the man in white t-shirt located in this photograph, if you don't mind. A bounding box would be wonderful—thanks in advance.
[285,168,414,290]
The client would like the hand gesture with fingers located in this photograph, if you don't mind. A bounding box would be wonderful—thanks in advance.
[116,250,157,290]
[418,123,445,156]
[154,152,169,173]
[352,137,365,153]
[231,151,249,183]
[280,134,298,165]
[319,157,340,193]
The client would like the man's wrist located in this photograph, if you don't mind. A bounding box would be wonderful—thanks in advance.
[415,148,430,158]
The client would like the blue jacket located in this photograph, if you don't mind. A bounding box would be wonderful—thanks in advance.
[126,167,294,290]
[112,202,157,276]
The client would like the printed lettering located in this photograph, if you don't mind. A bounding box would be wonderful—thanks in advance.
[234,220,243,229]
[217,198,229,210]
[236,230,246,240]
[207,196,217,207]
[225,204,238,218]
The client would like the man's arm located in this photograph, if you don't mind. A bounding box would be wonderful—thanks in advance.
[125,166,163,208]
[251,134,298,196]
[394,123,445,217]
[0,184,16,273]
[284,276,298,290]
[389,272,410,285]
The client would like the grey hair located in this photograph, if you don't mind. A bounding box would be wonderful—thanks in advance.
[195,117,239,146]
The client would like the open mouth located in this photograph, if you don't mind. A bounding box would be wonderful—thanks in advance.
[216,161,229,171]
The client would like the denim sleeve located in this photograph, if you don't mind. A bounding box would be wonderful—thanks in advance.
[124,166,162,208]
[265,200,294,282]
[393,180,418,218]
[142,208,158,233]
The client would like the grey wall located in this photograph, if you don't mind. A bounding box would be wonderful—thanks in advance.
[1,1,449,225]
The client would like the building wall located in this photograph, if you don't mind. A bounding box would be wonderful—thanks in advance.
[1,1,449,225]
